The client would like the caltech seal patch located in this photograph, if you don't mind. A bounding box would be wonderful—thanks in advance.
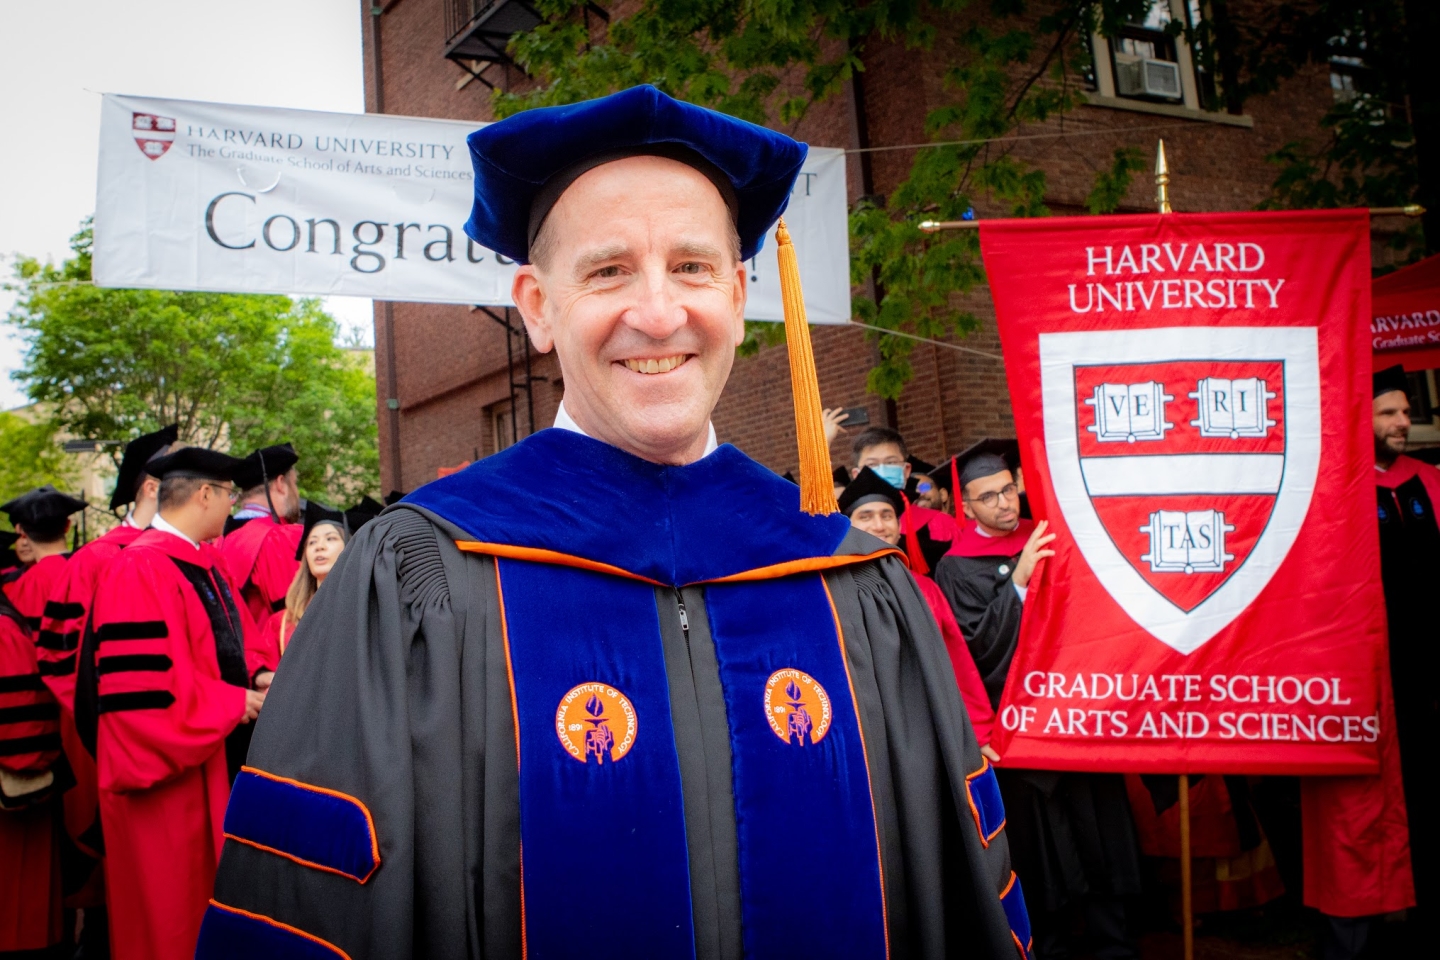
[556,682,637,764]
[764,669,832,747]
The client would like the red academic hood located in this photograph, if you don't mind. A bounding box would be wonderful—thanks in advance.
[1372,252,1440,372]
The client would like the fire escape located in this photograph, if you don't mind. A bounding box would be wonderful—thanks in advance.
[444,0,607,90]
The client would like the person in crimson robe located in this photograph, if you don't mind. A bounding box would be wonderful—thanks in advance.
[4,487,87,629]
[78,447,265,960]
[848,426,961,546]
[0,531,23,593]
[34,424,177,945]
[219,443,302,632]
[0,588,64,954]
[935,451,1144,960]
[252,499,380,681]
[840,466,997,752]
[1297,364,1425,959]
[204,85,1030,960]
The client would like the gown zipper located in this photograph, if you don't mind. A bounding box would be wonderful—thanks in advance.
[675,589,691,653]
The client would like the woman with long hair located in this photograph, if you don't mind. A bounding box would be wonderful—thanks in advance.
[253,518,348,689]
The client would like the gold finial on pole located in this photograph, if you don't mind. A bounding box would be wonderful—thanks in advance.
[1155,139,1172,215]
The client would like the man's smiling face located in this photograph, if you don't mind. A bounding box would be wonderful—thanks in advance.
[512,154,747,465]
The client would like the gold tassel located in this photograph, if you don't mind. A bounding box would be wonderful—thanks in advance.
[775,218,839,515]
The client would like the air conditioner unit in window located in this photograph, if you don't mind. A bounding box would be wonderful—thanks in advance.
[1116,58,1183,100]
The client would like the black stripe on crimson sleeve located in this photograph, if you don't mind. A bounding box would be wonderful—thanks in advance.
[0,702,60,724]
[98,654,173,675]
[38,655,76,677]
[0,673,45,693]
[0,732,61,756]
[97,690,175,713]
[36,629,80,651]
[96,620,169,642]
[270,597,286,614]
[44,601,84,621]
[24,616,42,630]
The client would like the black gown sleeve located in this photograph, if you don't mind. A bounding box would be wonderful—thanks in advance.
[825,542,1024,960]
[209,506,521,960]
[934,554,1024,706]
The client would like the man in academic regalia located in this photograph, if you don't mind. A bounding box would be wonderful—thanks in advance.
[80,447,264,960]
[839,467,997,754]
[219,443,302,633]
[34,424,177,942]
[0,585,64,954]
[935,452,1143,960]
[4,487,88,628]
[204,85,1031,960]
[1297,364,1422,959]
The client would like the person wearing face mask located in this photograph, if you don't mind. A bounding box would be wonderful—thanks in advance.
[850,427,959,546]
[205,85,1029,960]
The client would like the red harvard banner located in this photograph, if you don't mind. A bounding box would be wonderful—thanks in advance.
[981,210,1385,775]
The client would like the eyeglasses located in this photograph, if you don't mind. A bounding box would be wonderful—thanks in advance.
[203,482,239,503]
[964,483,1018,508]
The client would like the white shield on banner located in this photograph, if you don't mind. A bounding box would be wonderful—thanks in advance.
[1039,326,1320,654]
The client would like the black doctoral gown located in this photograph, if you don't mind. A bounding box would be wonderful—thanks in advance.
[1375,454,1440,908]
[935,526,1144,917]
[207,430,1031,960]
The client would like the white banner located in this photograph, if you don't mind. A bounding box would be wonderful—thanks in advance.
[93,94,852,322]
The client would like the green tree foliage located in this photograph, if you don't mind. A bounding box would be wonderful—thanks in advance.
[5,223,379,504]
[0,413,78,523]
[1201,1,1427,255]
[494,0,1151,398]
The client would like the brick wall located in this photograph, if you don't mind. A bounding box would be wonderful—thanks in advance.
[363,0,1365,489]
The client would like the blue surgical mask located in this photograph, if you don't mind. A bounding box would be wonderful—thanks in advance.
[872,464,906,489]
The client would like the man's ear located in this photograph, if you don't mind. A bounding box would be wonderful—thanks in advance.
[730,257,748,347]
[512,266,555,353]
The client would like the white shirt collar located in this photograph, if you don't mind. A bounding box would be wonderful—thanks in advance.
[234,503,271,521]
[150,513,200,550]
[552,399,719,459]
[122,513,143,529]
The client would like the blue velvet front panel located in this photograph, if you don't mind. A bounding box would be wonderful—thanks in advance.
[968,763,1006,846]
[1002,873,1035,959]
[223,769,377,882]
[703,574,888,959]
[497,559,696,960]
[195,902,347,959]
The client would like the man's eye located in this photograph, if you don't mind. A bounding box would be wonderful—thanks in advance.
[676,262,705,275]
[592,265,622,279]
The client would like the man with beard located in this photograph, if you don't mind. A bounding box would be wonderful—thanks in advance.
[1299,364,1423,958]
[935,451,1143,960]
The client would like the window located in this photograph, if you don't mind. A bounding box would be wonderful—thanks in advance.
[491,402,517,454]
[1088,0,1207,112]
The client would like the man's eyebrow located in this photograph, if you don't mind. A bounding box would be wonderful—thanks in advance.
[673,240,725,260]
[572,244,631,275]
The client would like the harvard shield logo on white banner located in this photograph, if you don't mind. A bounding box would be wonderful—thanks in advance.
[1040,326,1320,654]
[131,111,175,160]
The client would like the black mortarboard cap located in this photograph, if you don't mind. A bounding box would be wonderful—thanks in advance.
[384,490,407,507]
[906,454,937,477]
[832,466,851,487]
[839,467,906,518]
[144,447,245,483]
[951,438,1021,493]
[294,496,384,561]
[233,443,299,490]
[782,471,798,486]
[464,85,807,264]
[1373,364,1410,399]
[7,486,87,527]
[110,424,180,510]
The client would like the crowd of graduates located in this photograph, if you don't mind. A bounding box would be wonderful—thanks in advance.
[0,429,382,958]
[0,366,1431,960]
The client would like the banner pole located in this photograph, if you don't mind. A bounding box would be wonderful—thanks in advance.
[1153,137,1195,960]
[1179,772,1193,960]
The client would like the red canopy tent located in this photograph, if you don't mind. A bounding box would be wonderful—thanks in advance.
[1372,252,1440,371]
